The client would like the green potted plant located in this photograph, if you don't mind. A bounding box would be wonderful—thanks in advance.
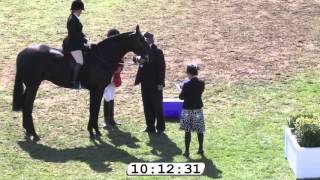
[285,113,320,179]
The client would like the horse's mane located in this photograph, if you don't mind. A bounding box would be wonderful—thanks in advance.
[97,31,133,47]
[89,31,135,70]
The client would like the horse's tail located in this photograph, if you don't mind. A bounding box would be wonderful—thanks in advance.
[12,54,24,111]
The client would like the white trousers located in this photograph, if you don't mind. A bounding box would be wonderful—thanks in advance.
[103,84,116,102]
[71,50,84,65]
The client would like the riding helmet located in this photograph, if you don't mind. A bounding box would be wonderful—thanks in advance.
[71,0,85,10]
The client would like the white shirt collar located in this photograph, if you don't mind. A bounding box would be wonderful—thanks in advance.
[73,13,80,21]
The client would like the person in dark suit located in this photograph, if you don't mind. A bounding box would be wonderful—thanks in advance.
[134,32,166,134]
[179,64,205,158]
[63,0,89,88]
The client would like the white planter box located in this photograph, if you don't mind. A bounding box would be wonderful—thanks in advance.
[284,128,320,179]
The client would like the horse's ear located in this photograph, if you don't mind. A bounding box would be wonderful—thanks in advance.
[129,25,140,37]
[136,25,141,35]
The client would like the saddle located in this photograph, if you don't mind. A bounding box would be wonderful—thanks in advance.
[47,47,91,89]
[48,46,91,64]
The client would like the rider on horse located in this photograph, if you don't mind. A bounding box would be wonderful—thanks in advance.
[63,0,89,88]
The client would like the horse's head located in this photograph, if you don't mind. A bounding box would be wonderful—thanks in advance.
[129,25,150,63]
[94,26,150,68]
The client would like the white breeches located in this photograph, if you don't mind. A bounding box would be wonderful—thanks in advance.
[71,50,84,65]
[103,84,116,102]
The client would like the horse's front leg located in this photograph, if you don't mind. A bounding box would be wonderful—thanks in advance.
[88,88,103,140]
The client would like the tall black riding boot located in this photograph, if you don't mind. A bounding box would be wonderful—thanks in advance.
[103,101,111,128]
[110,100,115,125]
[109,100,121,126]
[71,63,81,89]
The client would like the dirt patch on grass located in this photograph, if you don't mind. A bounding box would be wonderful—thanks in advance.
[100,0,320,102]
[140,0,320,83]
[1,0,320,87]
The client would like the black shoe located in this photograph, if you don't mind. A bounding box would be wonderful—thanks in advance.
[103,121,121,129]
[141,128,156,133]
[103,123,112,129]
[183,152,190,158]
[197,150,204,156]
[156,130,165,135]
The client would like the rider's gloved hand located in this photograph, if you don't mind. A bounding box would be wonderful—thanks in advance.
[84,42,91,49]
[133,56,141,64]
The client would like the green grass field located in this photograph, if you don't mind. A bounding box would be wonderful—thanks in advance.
[1,0,320,179]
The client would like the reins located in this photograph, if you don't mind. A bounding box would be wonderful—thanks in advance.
[91,47,139,69]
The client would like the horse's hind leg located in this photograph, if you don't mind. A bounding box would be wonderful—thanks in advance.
[23,85,40,141]
[88,89,103,140]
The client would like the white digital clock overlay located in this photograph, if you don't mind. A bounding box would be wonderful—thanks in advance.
[127,162,205,176]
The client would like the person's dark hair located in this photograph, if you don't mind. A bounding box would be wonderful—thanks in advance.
[71,0,84,11]
[187,64,199,76]
[107,28,120,37]
[143,32,154,44]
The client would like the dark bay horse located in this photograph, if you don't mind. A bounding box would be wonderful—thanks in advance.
[12,25,150,141]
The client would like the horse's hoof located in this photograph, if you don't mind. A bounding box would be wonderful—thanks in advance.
[96,131,102,137]
[89,135,95,141]
[25,133,40,142]
[32,135,40,142]
[95,134,102,140]
[25,134,31,141]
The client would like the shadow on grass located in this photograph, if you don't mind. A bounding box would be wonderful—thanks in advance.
[105,126,140,148]
[147,133,222,178]
[147,133,182,162]
[190,156,223,179]
[17,139,142,173]
[165,118,180,123]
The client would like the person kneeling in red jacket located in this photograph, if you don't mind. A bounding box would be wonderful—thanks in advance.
[103,29,124,128]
